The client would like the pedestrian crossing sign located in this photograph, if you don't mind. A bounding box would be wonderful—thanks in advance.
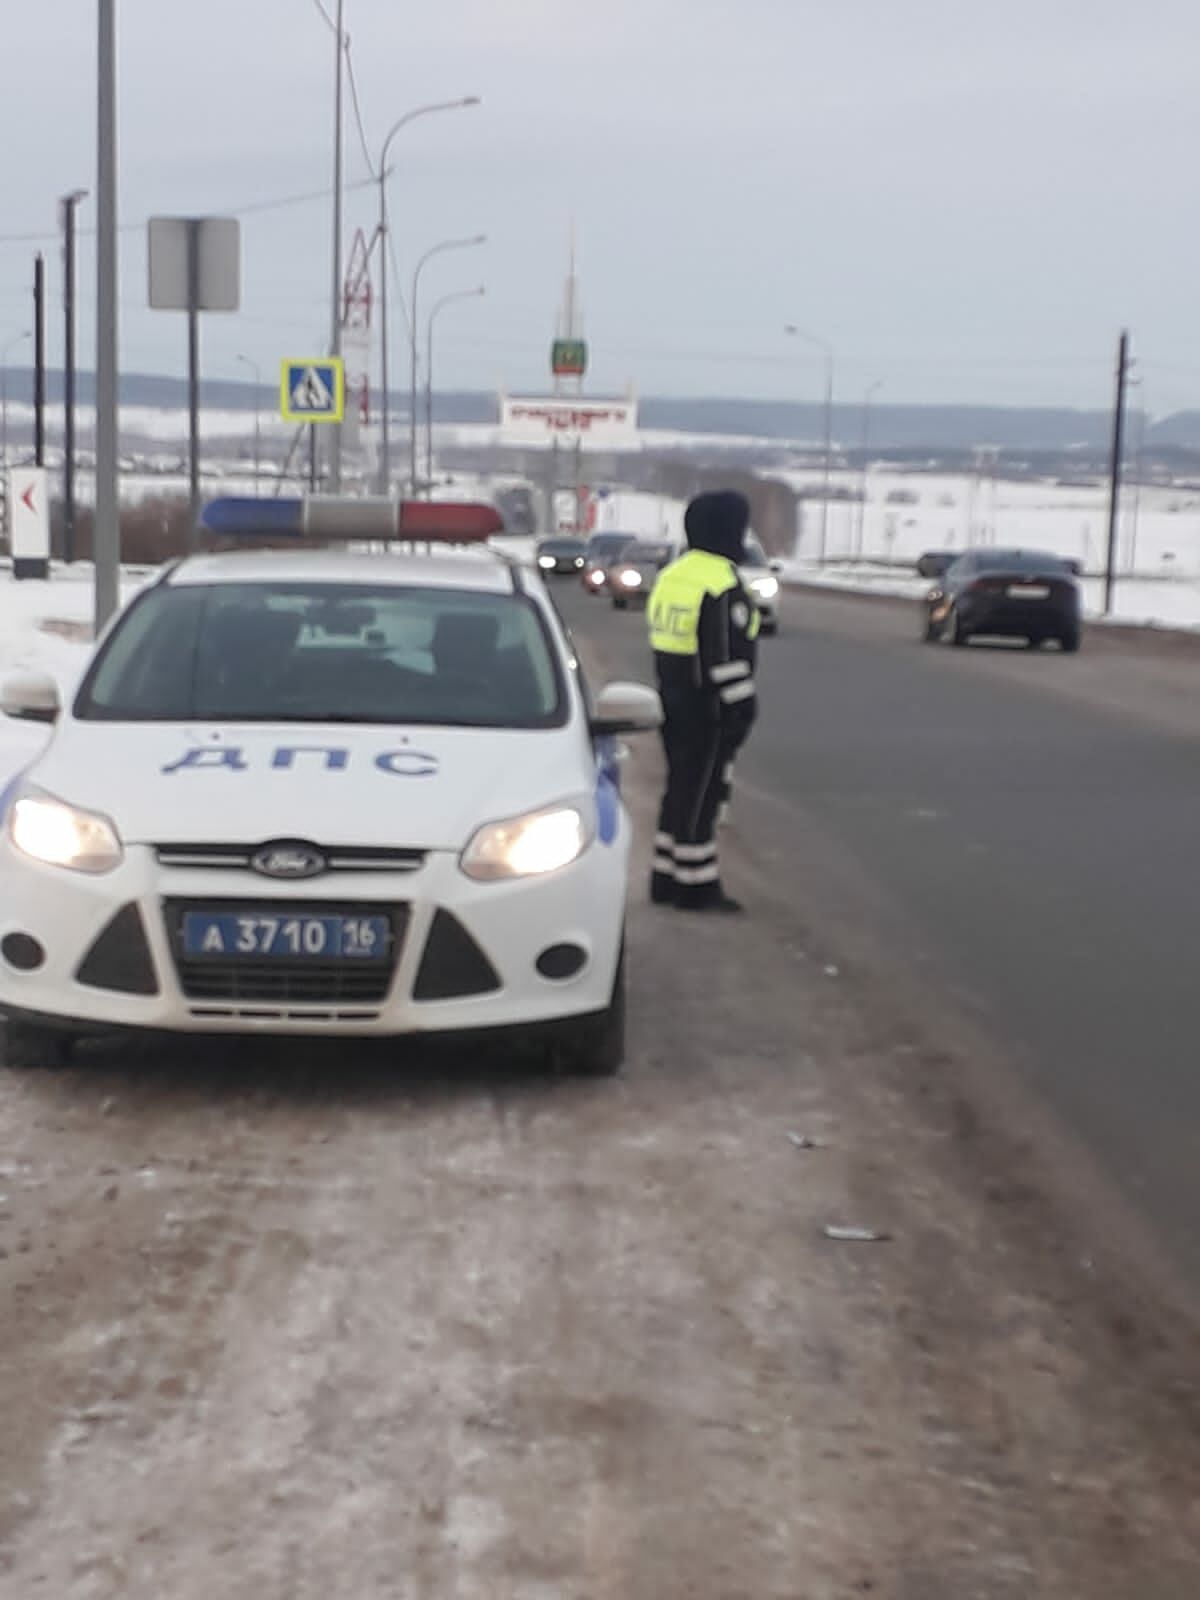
[280,358,346,423]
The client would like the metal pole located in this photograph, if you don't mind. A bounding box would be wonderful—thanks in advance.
[409,235,486,494]
[33,255,46,468]
[425,312,435,490]
[378,166,391,495]
[328,0,345,491]
[373,99,481,496]
[62,193,85,563]
[819,354,832,565]
[186,220,201,545]
[784,325,834,565]
[1129,377,1145,575]
[1103,330,1130,617]
[424,285,484,493]
[856,382,881,561]
[95,0,120,632]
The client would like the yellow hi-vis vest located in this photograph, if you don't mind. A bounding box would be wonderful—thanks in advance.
[648,549,758,655]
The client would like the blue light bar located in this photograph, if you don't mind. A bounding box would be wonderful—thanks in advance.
[201,498,304,538]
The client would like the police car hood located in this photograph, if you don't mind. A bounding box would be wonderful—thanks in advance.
[31,723,587,851]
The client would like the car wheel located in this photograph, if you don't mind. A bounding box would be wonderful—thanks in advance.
[759,620,778,637]
[948,606,970,647]
[922,613,941,643]
[554,948,625,1078]
[612,595,627,610]
[1060,625,1081,654]
[1,1018,75,1070]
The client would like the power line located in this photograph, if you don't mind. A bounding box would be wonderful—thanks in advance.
[0,176,378,251]
[309,0,338,34]
[344,42,377,179]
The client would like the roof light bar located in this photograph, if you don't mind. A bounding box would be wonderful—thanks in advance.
[199,496,504,544]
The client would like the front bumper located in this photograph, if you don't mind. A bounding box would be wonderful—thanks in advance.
[0,832,627,1037]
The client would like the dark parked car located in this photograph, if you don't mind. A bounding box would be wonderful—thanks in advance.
[610,540,676,609]
[581,532,637,595]
[922,547,1082,652]
[535,536,587,576]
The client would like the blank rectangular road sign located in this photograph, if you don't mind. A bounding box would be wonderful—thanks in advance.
[148,217,240,313]
[281,359,346,423]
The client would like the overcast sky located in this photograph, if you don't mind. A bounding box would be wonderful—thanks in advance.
[1,0,1197,413]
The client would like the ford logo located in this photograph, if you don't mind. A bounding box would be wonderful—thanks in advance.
[251,842,328,880]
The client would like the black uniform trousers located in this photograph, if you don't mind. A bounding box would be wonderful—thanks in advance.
[651,693,749,908]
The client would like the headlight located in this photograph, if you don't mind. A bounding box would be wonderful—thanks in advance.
[750,576,779,600]
[537,555,555,569]
[619,569,643,587]
[9,787,124,874]
[461,801,594,881]
[588,570,604,585]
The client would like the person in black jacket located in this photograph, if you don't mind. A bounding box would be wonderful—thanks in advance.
[646,490,760,913]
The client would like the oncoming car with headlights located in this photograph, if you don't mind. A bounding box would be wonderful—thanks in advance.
[611,540,675,610]
[738,535,783,635]
[0,502,662,1075]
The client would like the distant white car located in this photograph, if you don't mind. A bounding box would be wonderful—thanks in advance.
[0,511,662,1075]
[739,535,783,635]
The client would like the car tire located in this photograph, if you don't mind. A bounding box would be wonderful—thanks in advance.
[554,948,625,1078]
[1060,625,1081,654]
[1,1018,75,1070]
[612,595,627,611]
[922,614,941,643]
[759,620,778,637]
[948,606,970,647]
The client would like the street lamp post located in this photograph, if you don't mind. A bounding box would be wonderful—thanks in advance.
[425,286,485,487]
[60,190,87,562]
[410,234,486,494]
[236,355,262,496]
[375,97,481,496]
[784,325,834,565]
[95,0,120,631]
[856,381,883,561]
[1,331,31,474]
[328,0,345,493]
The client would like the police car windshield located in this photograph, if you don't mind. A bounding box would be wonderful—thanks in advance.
[75,582,567,729]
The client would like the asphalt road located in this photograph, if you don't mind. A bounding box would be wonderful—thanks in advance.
[561,581,1200,1294]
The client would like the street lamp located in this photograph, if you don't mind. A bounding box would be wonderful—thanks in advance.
[236,355,262,496]
[784,324,834,566]
[1,330,31,473]
[410,234,486,494]
[425,286,485,488]
[855,381,883,561]
[375,97,481,494]
[60,190,88,562]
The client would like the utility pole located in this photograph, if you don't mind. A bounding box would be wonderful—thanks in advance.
[33,255,46,468]
[784,325,834,565]
[328,0,345,492]
[95,0,120,632]
[1103,329,1130,618]
[61,191,86,562]
[855,381,882,561]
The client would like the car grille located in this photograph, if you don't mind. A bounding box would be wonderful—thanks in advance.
[162,899,408,1006]
[156,844,427,874]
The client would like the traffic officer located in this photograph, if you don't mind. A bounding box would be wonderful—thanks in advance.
[647,489,760,912]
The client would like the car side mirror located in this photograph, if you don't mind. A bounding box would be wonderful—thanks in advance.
[0,671,60,725]
[590,681,663,736]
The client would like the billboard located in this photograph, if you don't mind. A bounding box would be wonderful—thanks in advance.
[499,396,639,451]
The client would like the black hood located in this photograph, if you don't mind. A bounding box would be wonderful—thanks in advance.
[684,490,750,563]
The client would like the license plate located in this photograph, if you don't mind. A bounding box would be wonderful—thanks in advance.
[1008,584,1050,599]
[182,912,390,961]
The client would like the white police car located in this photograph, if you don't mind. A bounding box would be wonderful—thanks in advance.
[0,498,662,1075]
